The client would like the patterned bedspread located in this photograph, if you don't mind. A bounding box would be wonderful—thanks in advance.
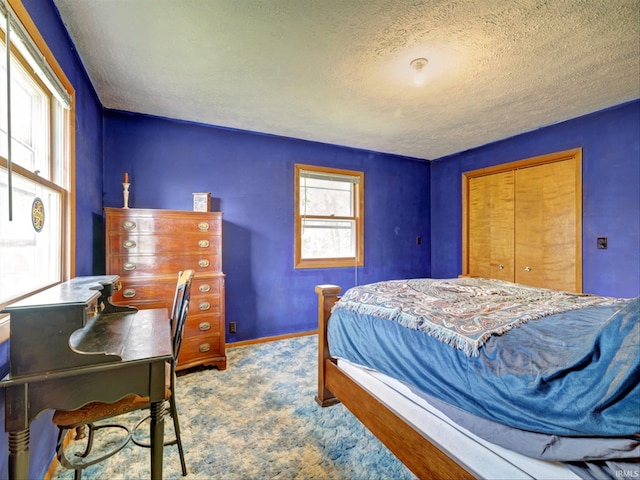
[333,277,622,355]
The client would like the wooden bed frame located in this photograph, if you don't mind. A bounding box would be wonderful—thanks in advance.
[314,284,475,480]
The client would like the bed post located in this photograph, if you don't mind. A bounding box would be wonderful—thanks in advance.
[314,284,341,407]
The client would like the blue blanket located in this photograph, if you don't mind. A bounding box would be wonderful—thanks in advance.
[328,294,640,437]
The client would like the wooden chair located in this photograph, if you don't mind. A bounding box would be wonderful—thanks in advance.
[52,269,195,479]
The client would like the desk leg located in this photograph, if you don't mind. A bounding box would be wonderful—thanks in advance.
[150,400,165,480]
[8,428,30,480]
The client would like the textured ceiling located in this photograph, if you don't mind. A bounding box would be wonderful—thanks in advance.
[53,0,640,160]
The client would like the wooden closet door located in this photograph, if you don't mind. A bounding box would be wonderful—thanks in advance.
[514,158,579,291]
[468,171,515,281]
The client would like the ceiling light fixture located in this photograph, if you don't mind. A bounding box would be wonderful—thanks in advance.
[410,57,428,85]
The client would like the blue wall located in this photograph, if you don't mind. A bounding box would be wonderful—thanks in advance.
[102,112,432,341]
[0,1,104,478]
[4,0,639,477]
[431,100,640,298]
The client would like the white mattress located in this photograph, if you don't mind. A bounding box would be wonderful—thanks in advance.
[337,358,581,480]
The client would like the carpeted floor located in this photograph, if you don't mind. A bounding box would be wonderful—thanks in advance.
[52,335,416,479]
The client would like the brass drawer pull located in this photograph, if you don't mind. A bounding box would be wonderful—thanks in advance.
[122,220,137,231]
[198,259,210,268]
[199,343,210,353]
[199,284,211,293]
[198,239,210,248]
[199,302,211,311]
[199,322,211,331]
[198,222,209,231]
[123,262,136,271]
[122,288,136,298]
[123,240,136,249]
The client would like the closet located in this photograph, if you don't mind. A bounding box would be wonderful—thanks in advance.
[462,149,582,293]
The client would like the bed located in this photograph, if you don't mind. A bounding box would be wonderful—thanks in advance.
[314,277,639,479]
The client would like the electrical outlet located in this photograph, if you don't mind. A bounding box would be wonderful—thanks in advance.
[229,321,236,334]
[597,237,608,249]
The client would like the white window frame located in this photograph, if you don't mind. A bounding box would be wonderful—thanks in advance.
[295,163,364,269]
[0,0,75,338]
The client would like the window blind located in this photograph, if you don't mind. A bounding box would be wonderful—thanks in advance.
[1,0,71,219]
[1,0,72,109]
[299,169,361,184]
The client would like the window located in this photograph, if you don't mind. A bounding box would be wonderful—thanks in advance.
[0,0,73,313]
[295,164,364,269]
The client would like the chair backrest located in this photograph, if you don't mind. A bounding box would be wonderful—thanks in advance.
[170,269,194,362]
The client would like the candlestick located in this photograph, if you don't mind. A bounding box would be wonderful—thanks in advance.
[122,183,130,209]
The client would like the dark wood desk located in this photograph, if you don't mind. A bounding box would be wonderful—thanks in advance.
[0,276,172,480]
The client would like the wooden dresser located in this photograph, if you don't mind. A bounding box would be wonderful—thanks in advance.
[105,207,226,370]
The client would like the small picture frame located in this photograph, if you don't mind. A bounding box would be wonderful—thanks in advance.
[193,192,211,212]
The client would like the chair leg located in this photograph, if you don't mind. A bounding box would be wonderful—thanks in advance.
[56,422,131,478]
[56,427,86,480]
[169,394,187,476]
[72,423,95,480]
[77,424,96,459]
[74,425,87,440]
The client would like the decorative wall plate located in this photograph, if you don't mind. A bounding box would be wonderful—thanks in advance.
[32,197,45,232]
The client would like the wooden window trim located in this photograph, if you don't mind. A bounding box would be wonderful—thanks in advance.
[295,163,364,269]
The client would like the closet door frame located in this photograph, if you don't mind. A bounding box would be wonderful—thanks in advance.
[461,148,583,291]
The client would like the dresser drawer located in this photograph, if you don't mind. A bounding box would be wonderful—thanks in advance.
[193,277,222,296]
[108,254,221,276]
[113,276,222,309]
[107,213,221,235]
[108,234,220,256]
[188,296,222,315]
[178,334,222,366]
[184,313,222,338]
